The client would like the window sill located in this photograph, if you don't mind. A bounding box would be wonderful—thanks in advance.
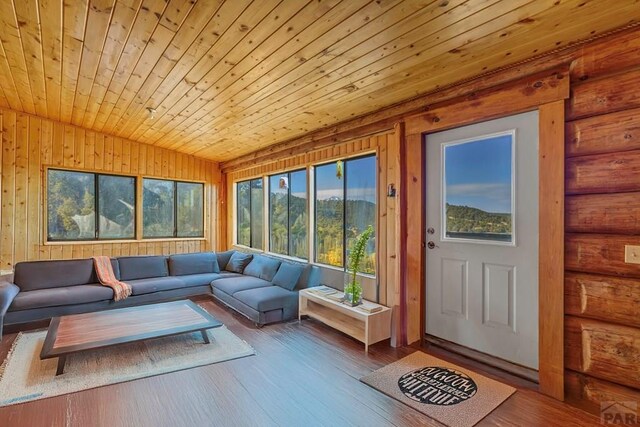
[44,237,206,246]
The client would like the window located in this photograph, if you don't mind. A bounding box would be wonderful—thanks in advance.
[143,179,204,238]
[269,170,307,259]
[314,155,377,275]
[442,132,514,244]
[47,169,135,241]
[236,178,264,249]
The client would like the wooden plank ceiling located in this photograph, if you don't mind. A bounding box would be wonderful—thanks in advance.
[0,0,638,162]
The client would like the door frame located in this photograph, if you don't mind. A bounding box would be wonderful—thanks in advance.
[401,66,569,400]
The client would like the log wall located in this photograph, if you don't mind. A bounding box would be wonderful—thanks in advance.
[0,108,222,272]
[564,38,640,412]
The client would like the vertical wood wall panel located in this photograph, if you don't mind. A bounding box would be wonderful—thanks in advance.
[0,108,221,271]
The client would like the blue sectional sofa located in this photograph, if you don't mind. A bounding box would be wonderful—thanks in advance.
[0,250,320,337]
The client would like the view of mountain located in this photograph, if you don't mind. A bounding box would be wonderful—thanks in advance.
[445,203,511,235]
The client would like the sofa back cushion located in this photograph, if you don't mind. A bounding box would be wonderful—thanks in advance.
[243,255,281,282]
[225,252,253,273]
[297,264,321,290]
[216,250,235,271]
[272,262,303,291]
[168,252,220,276]
[14,258,119,291]
[117,256,168,281]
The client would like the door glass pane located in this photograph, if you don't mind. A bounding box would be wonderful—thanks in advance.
[250,179,264,250]
[143,179,175,238]
[98,175,135,239]
[269,175,288,255]
[237,181,251,246]
[47,170,95,240]
[177,182,204,237]
[289,170,307,259]
[443,133,514,243]
[345,156,376,275]
[315,162,344,267]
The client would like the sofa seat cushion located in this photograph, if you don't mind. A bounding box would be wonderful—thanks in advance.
[211,276,272,296]
[175,273,223,288]
[127,277,186,296]
[118,256,168,281]
[169,252,220,276]
[10,285,114,311]
[233,286,297,312]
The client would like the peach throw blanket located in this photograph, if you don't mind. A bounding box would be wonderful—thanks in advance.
[92,256,132,301]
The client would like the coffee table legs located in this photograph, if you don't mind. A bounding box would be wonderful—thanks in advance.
[56,355,66,376]
[200,329,211,344]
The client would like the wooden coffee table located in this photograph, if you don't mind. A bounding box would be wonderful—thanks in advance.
[40,300,222,375]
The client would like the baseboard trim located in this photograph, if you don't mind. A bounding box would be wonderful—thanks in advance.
[424,334,539,384]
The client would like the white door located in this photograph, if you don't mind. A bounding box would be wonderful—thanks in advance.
[425,111,539,369]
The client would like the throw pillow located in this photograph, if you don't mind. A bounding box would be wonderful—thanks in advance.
[243,255,282,281]
[272,262,304,291]
[225,252,253,273]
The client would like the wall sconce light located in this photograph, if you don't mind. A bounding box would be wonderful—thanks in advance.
[336,160,343,179]
[387,184,396,197]
[146,107,157,119]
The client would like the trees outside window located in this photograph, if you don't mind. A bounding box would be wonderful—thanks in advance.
[236,178,264,249]
[269,170,307,259]
[314,155,376,274]
[143,179,204,238]
[47,169,135,241]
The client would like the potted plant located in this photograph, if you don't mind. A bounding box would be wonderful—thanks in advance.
[344,225,374,307]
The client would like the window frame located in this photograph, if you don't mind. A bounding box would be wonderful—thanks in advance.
[313,153,377,276]
[46,168,137,242]
[142,177,205,239]
[268,168,308,260]
[235,177,264,249]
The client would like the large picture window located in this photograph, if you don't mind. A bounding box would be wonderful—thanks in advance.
[47,169,135,241]
[314,155,377,275]
[236,178,264,249]
[269,170,307,259]
[143,178,204,238]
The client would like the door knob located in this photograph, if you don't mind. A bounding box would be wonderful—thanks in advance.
[427,241,436,249]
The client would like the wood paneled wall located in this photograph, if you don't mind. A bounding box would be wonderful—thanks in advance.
[563,40,640,413]
[0,108,222,271]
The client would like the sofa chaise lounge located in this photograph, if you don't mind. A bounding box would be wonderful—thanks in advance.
[0,250,320,337]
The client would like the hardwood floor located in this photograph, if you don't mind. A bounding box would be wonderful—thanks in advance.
[0,297,600,427]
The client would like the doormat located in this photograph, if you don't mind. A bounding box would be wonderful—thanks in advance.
[360,351,516,427]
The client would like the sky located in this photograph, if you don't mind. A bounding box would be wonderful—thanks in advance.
[314,156,376,202]
[444,134,512,214]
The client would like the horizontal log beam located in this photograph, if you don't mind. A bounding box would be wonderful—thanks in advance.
[565,233,640,278]
[566,149,640,194]
[567,66,640,120]
[565,316,640,390]
[405,66,569,136]
[566,107,640,157]
[565,272,640,328]
[565,370,640,416]
[565,192,640,234]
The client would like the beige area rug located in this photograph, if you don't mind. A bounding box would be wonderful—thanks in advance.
[361,351,516,427]
[0,326,254,407]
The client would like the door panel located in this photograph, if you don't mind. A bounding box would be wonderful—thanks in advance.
[482,263,515,332]
[441,257,468,318]
[425,111,539,370]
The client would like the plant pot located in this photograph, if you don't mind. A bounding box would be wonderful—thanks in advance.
[344,291,362,306]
